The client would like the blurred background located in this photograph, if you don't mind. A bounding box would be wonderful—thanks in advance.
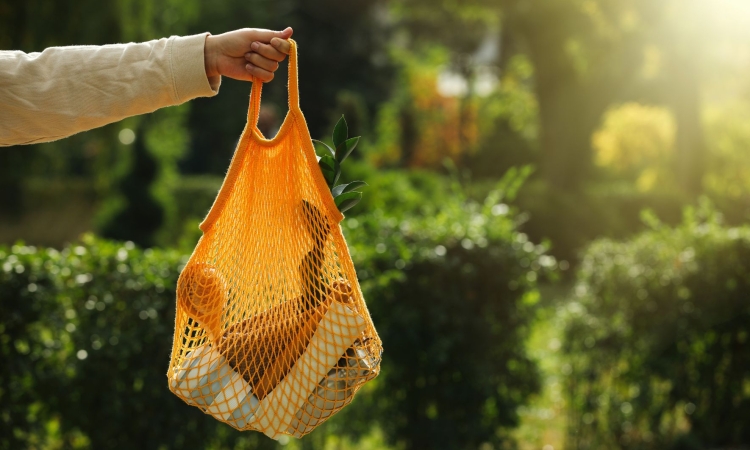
[3,0,750,449]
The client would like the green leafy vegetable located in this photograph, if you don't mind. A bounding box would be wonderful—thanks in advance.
[332,115,348,150]
[316,115,366,214]
[312,139,335,158]
[336,137,360,164]
[334,191,362,213]
[332,181,368,198]
[318,154,340,187]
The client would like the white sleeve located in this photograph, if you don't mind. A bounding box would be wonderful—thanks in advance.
[0,33,221,147]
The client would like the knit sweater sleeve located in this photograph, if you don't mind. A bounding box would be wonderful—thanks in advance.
[0,33,221,147]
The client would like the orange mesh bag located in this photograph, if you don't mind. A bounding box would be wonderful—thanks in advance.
[167,40,382,439]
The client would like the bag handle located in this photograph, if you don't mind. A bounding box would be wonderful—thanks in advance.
[199,38,343,232]
[247,39,300,128]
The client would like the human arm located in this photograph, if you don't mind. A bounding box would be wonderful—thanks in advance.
[0,28,292,147]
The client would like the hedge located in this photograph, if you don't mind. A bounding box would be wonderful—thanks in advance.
[563,202,750,450]
[1,170,553,450]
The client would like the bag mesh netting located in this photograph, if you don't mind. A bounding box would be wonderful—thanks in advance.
[167,39,382,439]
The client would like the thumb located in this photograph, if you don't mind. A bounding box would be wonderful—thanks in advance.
[252,27,293,43]
[277,27,293,39]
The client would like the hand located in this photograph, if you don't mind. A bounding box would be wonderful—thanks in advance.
[204,27,293,83]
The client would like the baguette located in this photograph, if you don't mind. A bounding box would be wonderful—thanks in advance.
[218,280,354,400]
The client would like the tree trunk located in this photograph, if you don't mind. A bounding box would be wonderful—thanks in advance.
[666,57,705,196]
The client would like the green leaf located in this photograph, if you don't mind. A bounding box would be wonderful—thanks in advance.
[318,154,339,188]
[319,154,335,170]
[332,115,348,150]
[332,181,368,198]
[319,155,334,182]
[334,191,362,214]
[312,139,335,158]
[335,136,360,164]
[333,165,341,186]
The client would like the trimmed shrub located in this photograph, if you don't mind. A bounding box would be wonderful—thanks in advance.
[1,170,551,449]
[341,170,554,449]
[563,202,750,449]
[0,236,277,450]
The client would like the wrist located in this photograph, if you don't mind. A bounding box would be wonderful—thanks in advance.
[204,34,219,79]
[203,34,222,90]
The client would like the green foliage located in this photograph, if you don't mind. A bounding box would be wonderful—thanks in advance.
[318,154,340,187]
[515,179,687,265]
[313,140,336,159]
[334,192,363,214]
[389,0,497,65]
[332,115,349,152]
[0,147,30,217]
[704,103,750,199]
[364,41,539,179]
[563,201,750,449]
[0,236,280,450]
[0,168,552,449]
[332,181,368,198]
[115,0,200,42]
[8,0,750,446]
[317,116,367,214]
[337,138,361,164]
[342,163,455,219]
[367,46,477,169]
[0,0,196,248]
[181,0,393,175]
[465,54,540,180]
[97,105,192,248]
[98,124,164,247]
[338,169,555,449]
[592,103,677,191]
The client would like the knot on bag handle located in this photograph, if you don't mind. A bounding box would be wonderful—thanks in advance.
[247,39,300,127]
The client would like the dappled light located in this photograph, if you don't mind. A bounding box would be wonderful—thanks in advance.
[3,0,750,449]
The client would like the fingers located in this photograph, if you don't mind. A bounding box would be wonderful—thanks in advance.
[221,27,293,83]
[271,37,291,55]
[277,27,293,39]
[249,27,293,44]
[249,41,287,62]
[242,37,292,83]
[245,63,274,82]
[245,52,279,72]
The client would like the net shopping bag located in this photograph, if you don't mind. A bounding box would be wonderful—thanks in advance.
[167,40,382,439]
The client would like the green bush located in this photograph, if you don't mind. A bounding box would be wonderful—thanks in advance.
[1,170,552,449]
[0,236,277,450]
[340,169,555,449]
[563,201,750,449]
